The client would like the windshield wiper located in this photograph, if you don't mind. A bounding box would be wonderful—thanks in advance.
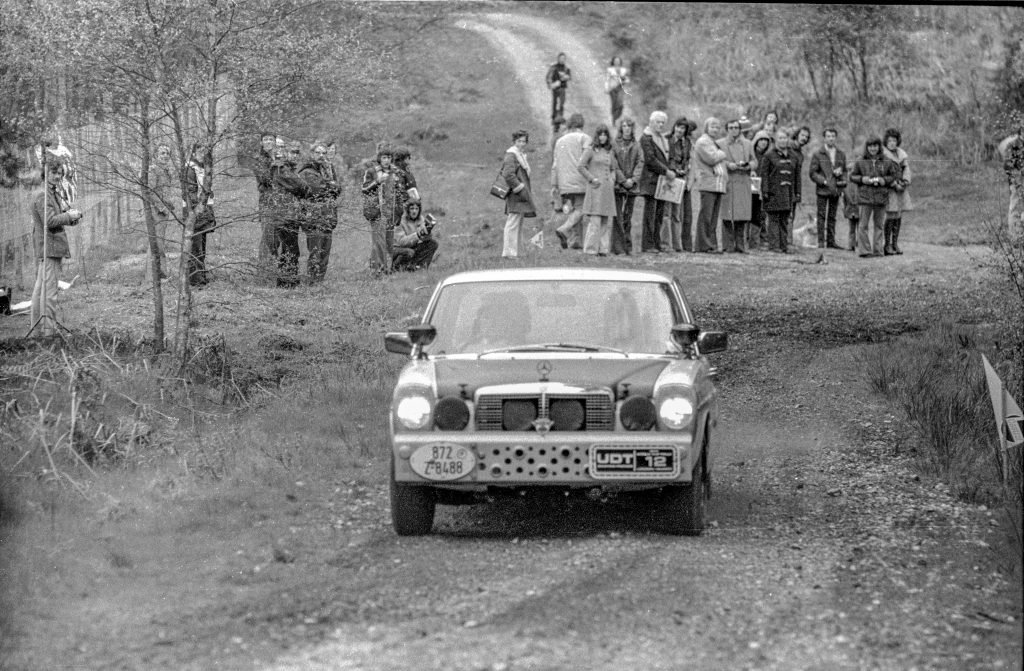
[479,342,627,357]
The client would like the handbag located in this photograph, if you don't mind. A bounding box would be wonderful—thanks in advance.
[489,171,509,200]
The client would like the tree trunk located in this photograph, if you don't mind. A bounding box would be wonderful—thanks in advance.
[170,103,194,367]
[138,95,166,349]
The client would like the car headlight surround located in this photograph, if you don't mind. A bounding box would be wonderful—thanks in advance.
[395,391,433,430]
[658,395,695,430]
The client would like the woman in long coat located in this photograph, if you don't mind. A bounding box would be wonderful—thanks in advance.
[716,119,756,252]
[500,129,536,258]
[882,128,913,255]
[578,124,623,255]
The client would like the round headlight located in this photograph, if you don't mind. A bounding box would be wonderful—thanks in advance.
[434,396,470,431]
[396,395,432,430]
[620,396,657,431]
[658,396,694,430]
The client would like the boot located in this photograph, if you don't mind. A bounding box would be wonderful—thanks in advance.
[883,219,895,255]
[892,218,903,254]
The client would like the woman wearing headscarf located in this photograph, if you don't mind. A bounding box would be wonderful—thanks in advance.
[693,117,728,253]
[605,56,630,126]
[612,116,643,255]
[362,143,401,275]
[500,129,536,258]
[882,128,912,255]
[578,124,623,256]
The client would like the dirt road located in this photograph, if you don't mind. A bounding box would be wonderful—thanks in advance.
[251,14,1020,671]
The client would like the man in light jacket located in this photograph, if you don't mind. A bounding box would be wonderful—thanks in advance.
[693,117,728,253]
[552,113,591,250]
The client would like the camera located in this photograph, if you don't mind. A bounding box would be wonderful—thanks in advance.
[424,214,437,232]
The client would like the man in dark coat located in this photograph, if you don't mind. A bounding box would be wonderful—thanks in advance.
[808,127,847,249]
[30,155,82,335]
[299,142,340,283]
[545,53,571,130]
[850,137,898,257]
[638,111,675,253]
[758,129,797,253]
[270,144,311,286]
[184,141,216,287]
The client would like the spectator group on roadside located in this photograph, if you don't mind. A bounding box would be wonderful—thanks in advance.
[496,52,915,260]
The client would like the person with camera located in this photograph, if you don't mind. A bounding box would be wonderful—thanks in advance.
[299,141,340,283]
[808,128,847,250]
[717,119,756,253]
[362,143,401,275]
[882,128,912,255]
[30,155,82,335]
[268,142,310,287]
[392,200,438,271]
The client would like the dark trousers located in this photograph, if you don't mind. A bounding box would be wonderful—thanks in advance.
[695,191,721,252]
[392,238,438,271]
[551,87,566,123]
[305,229,333,283]
[187,209,214,286]
[613,193,636,254]
[641,196,666,252]
[277,222,301,288]
[816,195,840,246]
[665,191,693,251]
[749,194,764,249]
[610,87,625,126]
[847,217,859,250]
[766,210,790,252]
[722,220,748,252]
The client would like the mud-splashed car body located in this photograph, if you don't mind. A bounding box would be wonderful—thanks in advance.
[384,268,727,536]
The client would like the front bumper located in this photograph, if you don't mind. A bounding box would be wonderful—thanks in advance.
[392,431,695,486]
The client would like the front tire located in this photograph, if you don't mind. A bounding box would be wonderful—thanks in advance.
[390,470,436,536]
[659,449,708,536]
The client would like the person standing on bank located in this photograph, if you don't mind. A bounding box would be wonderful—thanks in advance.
[552,113,591,250]
[254,133,278,282]
[605,56,629,126]
[362,144,400,276]
[546,53,572,131]
[850,137,898,258]
[30,155,82,335]
[787,125,811,246]
[501,129,536,259]
[270,144,311,287]
[693,117,728,253]
[148,143,178,278]
[808,127,847,249]
[611,116,643,255]
[299,141,340,283]
[638,110,674,254]
[578,124,623,256]
[750,130,773,250]
[717,119,756,253]
[758,129,797,254]
[882,128,912,255]
[663,117,694,253]
[184,141,216,287]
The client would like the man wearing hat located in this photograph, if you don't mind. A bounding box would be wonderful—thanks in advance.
[30,155,82,335]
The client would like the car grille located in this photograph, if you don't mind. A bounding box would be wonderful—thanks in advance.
[475,393,614,431]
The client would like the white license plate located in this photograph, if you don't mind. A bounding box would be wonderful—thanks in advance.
[589,446,679,479]
[409,444,475,481]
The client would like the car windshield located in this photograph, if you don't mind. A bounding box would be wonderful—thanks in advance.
[425,280,683,355]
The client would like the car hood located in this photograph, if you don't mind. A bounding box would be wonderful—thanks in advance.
[431,357,672,399]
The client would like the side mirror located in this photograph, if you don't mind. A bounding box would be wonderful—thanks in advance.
[697,330,728,354]
[384,332,413,356]
[671,323,700,348]
[408,324,436,347]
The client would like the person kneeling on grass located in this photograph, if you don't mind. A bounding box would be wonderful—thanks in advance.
[392,200,438,271]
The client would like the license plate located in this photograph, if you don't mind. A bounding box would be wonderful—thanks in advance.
[409,444,475,481]
[589,446,678,479]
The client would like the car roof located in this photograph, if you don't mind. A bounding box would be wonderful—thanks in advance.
[438,267,676,287]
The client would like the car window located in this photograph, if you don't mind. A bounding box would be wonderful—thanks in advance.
[426,280,680,355]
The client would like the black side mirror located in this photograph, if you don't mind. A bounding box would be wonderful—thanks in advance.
[671,323,700,348]
[697,330,728,354]
[408,324,436,347]
[384,332,413,356]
